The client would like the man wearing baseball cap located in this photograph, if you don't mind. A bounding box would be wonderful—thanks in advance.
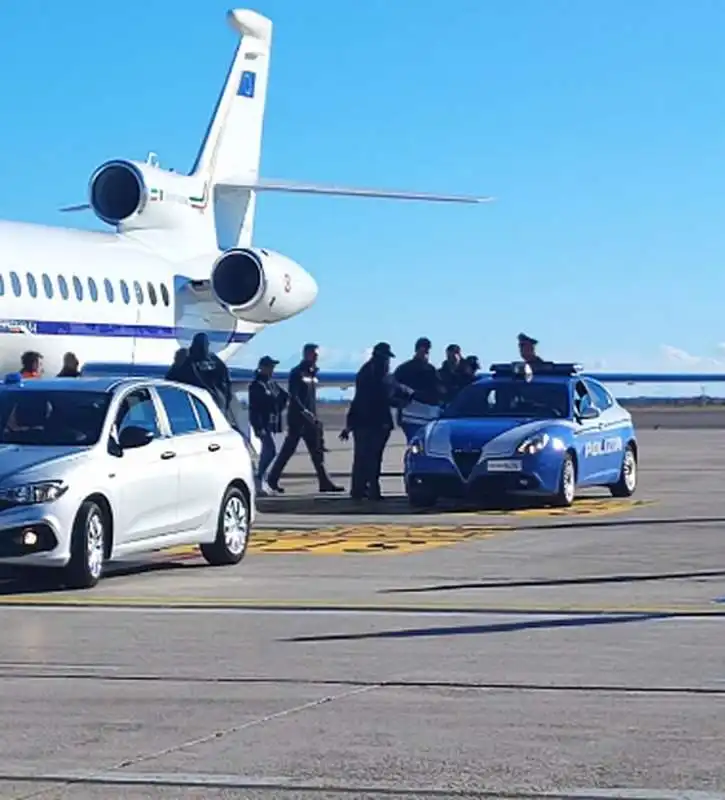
[248,355,288,495]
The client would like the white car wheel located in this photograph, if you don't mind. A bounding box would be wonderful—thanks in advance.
[200,485,250,567]
[65,500,107,590]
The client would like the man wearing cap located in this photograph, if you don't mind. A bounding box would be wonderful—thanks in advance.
[393,337,443,442]
[438,343,465,405]
[248,356,288,495]
[518,333,545,365]
[340,342,405,501]
[458,354,481,388]
[265,343,343,494]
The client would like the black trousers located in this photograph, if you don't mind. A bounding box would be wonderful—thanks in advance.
[351,427,391,499]
[266,422,331,487]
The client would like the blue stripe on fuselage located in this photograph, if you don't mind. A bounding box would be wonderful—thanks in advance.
[0,319,254,344]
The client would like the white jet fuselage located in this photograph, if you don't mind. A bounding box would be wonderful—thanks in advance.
[0,220,257,376]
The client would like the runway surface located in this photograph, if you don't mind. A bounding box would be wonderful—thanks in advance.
[1,414,725,798]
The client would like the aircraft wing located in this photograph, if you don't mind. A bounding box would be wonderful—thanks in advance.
[586,372,725,384]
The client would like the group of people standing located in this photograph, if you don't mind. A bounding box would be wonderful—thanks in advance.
[249,332,544,501]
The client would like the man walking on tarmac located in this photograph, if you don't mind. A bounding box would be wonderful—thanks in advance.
[265,343,344,495]
[339,342,403,501]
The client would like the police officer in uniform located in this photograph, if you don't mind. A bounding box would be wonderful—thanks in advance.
[265,343,343,494]
[458,354,481,388]
[518,333,545,365]
[340,342,400,501]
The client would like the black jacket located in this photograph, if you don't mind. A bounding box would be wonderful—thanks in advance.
[173,337,232,413]
[287,360,319,428]
[345,358,396,431]
[393,357,442,406]
[249,373,288,434]
[438,361,467,404]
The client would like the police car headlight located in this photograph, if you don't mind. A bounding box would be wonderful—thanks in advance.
[516,433,550,455]
[0,480,68,505]
[408,440,425,456]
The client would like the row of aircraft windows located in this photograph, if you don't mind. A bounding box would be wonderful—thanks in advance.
[0,272,171,307]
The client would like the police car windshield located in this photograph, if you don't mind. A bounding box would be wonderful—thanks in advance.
[442,380,570,420]
[0,390,111,446]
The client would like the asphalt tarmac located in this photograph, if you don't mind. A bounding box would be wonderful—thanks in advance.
[1,410,725,798]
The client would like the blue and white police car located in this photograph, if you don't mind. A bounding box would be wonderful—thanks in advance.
[404,361,637,509]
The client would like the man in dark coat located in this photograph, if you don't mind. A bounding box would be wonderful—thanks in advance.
[393,336,443,442]
[438,343,467,405]
[172,333,234,424]
[248,355,288,495]
[340,342,402,501]
[265,343,343,494]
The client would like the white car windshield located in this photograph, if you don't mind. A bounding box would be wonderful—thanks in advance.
[443,380,570,420]
[0,389,112,446]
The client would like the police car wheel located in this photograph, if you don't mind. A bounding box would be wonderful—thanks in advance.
[553,453,576,507]
[609,445,637,498]
[64,500,107,590]
[407,488,437,509]
[200,485,250,567]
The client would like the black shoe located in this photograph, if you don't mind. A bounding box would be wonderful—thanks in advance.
[319,483,344,493]
[267,482,285,494]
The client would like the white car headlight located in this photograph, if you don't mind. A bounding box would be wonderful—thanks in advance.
[0,480,67,505]
[516,432,550,455]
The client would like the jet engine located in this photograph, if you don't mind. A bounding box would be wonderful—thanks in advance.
[88,159,205,230]
[210,247,318,324]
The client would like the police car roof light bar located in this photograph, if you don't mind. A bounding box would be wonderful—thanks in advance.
[489,361,582,377]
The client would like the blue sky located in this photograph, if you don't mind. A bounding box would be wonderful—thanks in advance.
[0,0,724,377]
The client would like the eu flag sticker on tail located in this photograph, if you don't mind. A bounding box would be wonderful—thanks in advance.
[238,71,256,98]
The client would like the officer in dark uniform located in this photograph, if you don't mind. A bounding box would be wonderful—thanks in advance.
[438,344,464,405]
[339,342,400,501]
[248,356,288,495]
[518,333,545,365]
[265,343,343,494]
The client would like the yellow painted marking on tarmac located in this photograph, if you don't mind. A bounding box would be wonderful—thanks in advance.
[247,524,512,555]
[0,595,720,616]
[449,498,656,519]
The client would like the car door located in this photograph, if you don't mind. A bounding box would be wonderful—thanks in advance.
[110,387,180,544]
[583,379,625,482]
[571,380,604,484]
[154,384,221,533]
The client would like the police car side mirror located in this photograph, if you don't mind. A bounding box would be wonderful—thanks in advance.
[577,405,600,422]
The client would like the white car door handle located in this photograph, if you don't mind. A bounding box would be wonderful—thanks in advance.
[208,442,220,453]
[160,450,176,460]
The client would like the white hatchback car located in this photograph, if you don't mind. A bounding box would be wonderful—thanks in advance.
[0,375,256,588]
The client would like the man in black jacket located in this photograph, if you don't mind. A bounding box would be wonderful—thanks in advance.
[518,333,545,366]
[248,356,288,495]
[438,343,465,405]
[265,343,343,494]
[340,342,401,501]
[393,336,443,442]
[172,333,233,424]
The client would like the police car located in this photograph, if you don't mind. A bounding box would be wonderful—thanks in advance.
[404,361,637,508]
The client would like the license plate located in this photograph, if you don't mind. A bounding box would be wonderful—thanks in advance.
[486,459,523,473]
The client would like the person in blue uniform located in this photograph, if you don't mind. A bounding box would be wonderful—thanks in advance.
[173,333,234,424]
[518,333,545,365]
[248,356,288,495]
[393,337,443,442]
[265,343,343,494]
[340,342,402,501]
[458,354,481,388]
